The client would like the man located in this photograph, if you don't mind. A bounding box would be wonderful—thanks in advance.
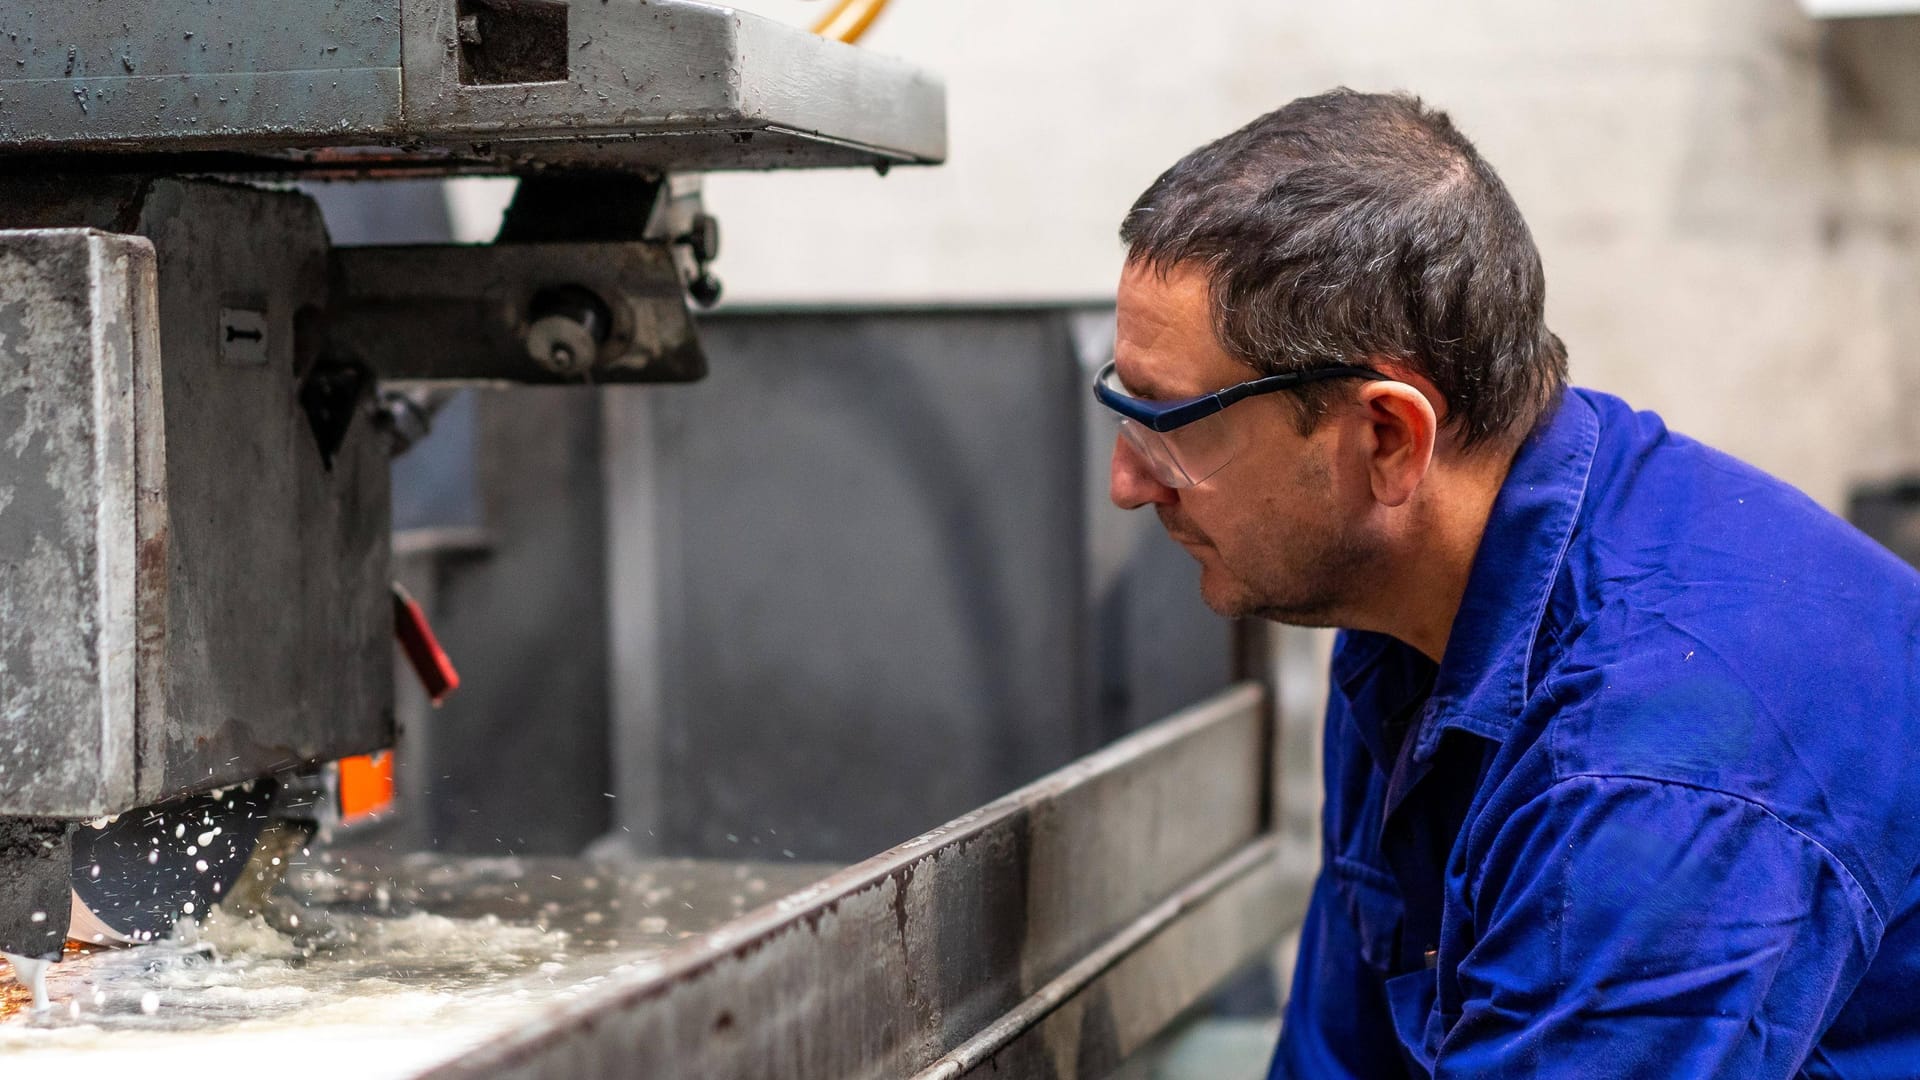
[1101,89,1920,1078]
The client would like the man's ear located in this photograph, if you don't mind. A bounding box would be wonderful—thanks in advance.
[1356,377,1438,508]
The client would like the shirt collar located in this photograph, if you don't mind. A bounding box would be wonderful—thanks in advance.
[1416,389,1599,758]
[1334,390,1600,762]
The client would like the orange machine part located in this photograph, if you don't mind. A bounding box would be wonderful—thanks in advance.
[338,751,395,822]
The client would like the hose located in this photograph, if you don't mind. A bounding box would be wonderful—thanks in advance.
[810,0,891,44]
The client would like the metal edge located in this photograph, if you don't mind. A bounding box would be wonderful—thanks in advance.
[913,836,1294,1079]
[732,13,949,165]
[85,232,150,817]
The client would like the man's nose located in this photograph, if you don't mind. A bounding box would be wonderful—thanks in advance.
[1110,434,1176,510]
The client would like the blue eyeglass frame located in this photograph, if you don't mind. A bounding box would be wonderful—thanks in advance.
[1093,360,1387,433]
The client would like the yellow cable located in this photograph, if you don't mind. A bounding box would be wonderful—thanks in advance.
[810,0,891,43]
[809,0,858,36]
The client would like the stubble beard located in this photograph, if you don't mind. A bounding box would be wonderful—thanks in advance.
[1190,513,1378,629]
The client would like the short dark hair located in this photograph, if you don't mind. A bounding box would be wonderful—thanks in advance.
[1120,89,1567,447]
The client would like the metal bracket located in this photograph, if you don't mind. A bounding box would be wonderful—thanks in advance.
[329,240,706,384]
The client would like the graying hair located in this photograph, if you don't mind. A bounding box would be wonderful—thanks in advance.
[1121,89,1567,447]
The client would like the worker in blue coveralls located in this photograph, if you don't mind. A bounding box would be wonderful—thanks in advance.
[1097,88,1920,1078]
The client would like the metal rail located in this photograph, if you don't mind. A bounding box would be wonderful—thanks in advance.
[425,682,1287,1079]
[909,837,1285,1079]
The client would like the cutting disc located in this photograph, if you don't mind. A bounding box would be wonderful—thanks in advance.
[68,780,276,944]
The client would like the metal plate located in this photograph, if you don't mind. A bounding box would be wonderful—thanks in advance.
[0,0,946,176]
[129,181,394,807]
[330,241,706,384]
[0,230,157,817]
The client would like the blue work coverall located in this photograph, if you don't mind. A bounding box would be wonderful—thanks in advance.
[1271,388,1920,1078]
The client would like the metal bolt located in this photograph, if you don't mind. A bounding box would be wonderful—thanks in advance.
[525,286,614,377]
[526,316,595,375]
[688,272,723,309]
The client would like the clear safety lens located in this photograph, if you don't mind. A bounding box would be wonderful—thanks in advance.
[1113,410,1242,489]
[1097,364,1250,489]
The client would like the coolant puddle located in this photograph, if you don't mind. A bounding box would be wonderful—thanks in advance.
[0,853,829,1078]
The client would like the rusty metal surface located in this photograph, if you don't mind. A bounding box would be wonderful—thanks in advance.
[0,180,392,816]
[0,0,946,176]
[329,242,706,383]
[423,684,1276,1080]
[0,229,157,817]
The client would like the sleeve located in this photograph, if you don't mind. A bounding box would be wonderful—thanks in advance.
[1435,774,1882,1079]
[1271,871,1408,1079]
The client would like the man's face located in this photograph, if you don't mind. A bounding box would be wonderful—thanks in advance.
[1108,261,1381,624]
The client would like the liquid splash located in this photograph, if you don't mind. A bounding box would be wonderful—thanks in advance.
[0,853,824,1078]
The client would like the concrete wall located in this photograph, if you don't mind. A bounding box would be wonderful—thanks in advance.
[706,0,1920,510]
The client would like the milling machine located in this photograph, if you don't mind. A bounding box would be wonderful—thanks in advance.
[0,0,939,992]
[0,3,1302,1076]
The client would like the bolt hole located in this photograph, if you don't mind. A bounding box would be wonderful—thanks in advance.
[456,0,568,86]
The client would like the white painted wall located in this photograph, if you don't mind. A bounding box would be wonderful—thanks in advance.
[704,0,1920,510]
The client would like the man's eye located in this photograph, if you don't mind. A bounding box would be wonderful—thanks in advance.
[1115,373,1155,400]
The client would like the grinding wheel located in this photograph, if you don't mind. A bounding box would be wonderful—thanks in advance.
[68,781,277,944]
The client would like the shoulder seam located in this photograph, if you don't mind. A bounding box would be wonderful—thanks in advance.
[1544,771,1887,937]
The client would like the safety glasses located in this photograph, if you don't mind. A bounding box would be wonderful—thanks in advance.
[1093,360,1384,488]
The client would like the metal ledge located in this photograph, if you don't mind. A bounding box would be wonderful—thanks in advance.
[0,0,946,176]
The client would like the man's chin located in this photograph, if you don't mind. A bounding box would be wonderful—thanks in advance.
[1196,565,1260,620]
[1197,565,1343,627]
